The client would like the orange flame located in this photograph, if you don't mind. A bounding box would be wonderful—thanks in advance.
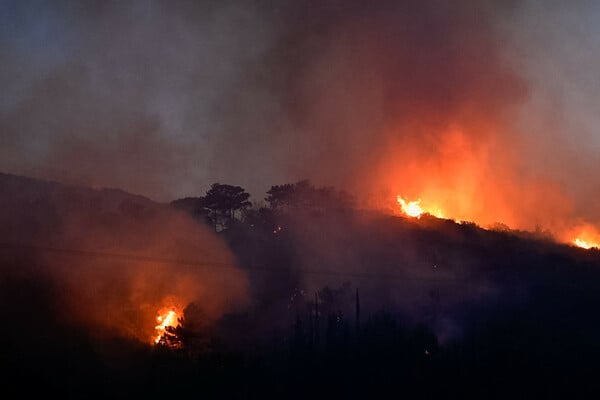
[397,192,600,251]
[380,127,600,249]
[397,196,444,219]
[153,307,181,345]
[573,238,599,250]
[571,226,600,250]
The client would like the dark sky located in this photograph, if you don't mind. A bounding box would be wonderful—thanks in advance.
[1,0,599,237]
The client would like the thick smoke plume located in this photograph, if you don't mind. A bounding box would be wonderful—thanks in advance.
[1,1,599,244]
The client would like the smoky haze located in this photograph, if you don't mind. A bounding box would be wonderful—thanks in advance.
[0,173,248,343]
[1,0,600,238]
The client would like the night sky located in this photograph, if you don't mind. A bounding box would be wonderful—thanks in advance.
[1,1,599,234]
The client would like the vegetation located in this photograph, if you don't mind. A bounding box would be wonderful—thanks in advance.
[170,183,251,231]
[2,174,600,398]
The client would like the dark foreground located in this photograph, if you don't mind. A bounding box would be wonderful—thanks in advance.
[2,269,600,400]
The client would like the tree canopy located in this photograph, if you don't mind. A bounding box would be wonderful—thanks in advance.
[203,183,251,230]
[265,180,354,212]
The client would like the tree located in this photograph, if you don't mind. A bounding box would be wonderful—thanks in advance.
[203,183,251,231]
[265,183,296,210]
[163,302,209,354]
[265,180,355,212]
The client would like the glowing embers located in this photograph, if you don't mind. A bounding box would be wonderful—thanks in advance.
[396,196,444,219]
[154,307,182,348]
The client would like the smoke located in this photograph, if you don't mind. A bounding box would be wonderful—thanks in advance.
[270,209,512,344]
[0,173,248,343]
[1,1,599,240]
[257,0,584,238]
[0,0,279,199]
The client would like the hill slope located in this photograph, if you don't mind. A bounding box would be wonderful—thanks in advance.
[2,172,600,398]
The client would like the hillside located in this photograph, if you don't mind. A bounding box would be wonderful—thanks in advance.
[2,172,600,398]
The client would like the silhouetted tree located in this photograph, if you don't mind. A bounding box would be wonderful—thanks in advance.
[242,204,276,232]
[203,183,251,231]
[164,302,209,354]
[265,180,354,212]
[265,183,296,210]
[158,325,183,349]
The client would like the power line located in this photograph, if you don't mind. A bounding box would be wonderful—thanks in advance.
[0,242,463,283]
[0,242,235,269]
[0,242,593,288]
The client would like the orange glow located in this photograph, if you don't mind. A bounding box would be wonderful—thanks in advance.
[397,196,444,219]
[570,225,600,250]
[368,124,600,248]
[153,307,181,345]
[574,238,599,250]
[397,196,424,217]
[373,125,515,227]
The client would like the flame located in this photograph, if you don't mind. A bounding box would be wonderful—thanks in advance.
[153,307,181,345]
[396,192,600,250]
[374,126,600,249]
[397,196,444,219]
[564,223,600,250]
[573,238,599,250]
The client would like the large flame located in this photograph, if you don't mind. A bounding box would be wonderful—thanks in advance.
[397,196,444,219]
[369,125,600,250]
[153,306,181,346]
[376,126,513,226]
[569,224,600,250]
[574,238,599,250]
[396,191,600,250]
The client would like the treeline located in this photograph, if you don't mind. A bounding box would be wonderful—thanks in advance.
[170,179,354,231]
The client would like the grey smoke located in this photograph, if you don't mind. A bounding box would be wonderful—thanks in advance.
[1,0,599,231]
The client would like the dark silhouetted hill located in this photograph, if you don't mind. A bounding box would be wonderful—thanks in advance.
[2,172,600,399]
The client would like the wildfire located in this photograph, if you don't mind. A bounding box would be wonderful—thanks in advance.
[397,196,444,219]
[154,307,181,346]
[574,238,600,250]
[568,224,600,250]
[395,192,600,251]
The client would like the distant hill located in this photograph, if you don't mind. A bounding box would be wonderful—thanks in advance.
[0,172,161,245]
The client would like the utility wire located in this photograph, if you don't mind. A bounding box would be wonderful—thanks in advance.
[0,242,594,288]
[0,242,465,283]
[0,242,235,269]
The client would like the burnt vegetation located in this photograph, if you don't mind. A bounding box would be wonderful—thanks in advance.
[2,173,600,399]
